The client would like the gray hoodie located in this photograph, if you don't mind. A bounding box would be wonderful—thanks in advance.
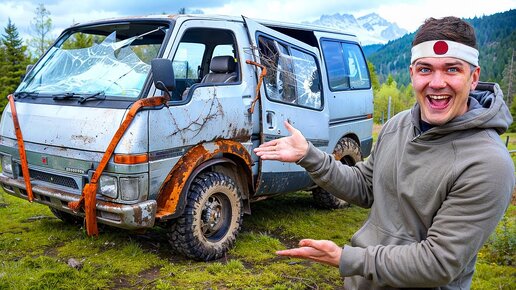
[298,82,514,289]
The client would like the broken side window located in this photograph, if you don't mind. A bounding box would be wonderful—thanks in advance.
[258,35,321,110]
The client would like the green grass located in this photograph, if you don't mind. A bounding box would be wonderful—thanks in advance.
[0,191,362,289]
[0,188,514,289]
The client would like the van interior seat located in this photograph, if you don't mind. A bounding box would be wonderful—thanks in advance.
[181,55,237,99]
[201,55,237,83]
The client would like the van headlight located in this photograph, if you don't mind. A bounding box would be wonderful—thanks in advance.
[98,175,118,198]
[120,177,140,201]
[1,155,13,175]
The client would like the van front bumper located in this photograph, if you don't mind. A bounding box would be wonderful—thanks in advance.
[0,174,156,230]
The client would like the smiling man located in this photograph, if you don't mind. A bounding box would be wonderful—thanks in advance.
[254,16,514,289]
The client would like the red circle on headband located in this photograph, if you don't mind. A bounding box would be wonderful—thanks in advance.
[433,41,448,55]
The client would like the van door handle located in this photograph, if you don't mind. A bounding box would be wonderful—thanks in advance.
[266,111,275,129]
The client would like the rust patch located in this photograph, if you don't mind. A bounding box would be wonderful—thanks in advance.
[155,140,252,219]
[132,205,142,225]
[229,127,251,142]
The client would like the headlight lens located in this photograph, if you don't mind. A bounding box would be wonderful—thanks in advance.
[120,177,140,201]
[1,155,13,175]
[98,175,118,198]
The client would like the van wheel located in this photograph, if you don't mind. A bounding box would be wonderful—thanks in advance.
[168,172,243,261]
[312,137,362,209]
[49,207,83,226]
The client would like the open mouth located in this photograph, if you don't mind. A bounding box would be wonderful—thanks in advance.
[427,95,451,110]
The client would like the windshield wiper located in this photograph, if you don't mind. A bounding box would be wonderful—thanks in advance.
[52,92,82,101]
[14,91,39,99]
[78,92,105,104]
[52,92,105,103]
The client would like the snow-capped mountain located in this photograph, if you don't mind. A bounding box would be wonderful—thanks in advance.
[304,13,407,45]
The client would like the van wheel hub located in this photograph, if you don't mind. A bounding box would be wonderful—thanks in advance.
[201,195,224,237]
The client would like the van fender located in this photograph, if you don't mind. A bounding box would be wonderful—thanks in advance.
[155,140,253,220]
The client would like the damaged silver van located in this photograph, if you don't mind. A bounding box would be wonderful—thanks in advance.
[0,14,373,260]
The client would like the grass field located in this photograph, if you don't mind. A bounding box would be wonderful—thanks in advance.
[0,189,514,289]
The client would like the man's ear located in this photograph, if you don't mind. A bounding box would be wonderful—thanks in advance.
[470,66,481,90]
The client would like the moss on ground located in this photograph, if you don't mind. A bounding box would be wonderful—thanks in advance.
[1,190,514,289]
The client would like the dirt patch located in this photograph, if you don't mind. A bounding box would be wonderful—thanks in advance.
[268,227,302,249]
[44,245,61,257]
[110,275,134,289]
[126,266,172,289]
[128,229,186,263]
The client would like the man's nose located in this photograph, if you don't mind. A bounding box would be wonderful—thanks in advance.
[429,71,447,89]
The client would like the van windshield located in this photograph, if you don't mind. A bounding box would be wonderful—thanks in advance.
[18,23,168,100]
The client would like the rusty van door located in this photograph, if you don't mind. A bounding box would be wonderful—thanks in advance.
[243,16,330,195]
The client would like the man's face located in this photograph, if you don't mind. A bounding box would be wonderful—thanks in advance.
[410,57,480,125]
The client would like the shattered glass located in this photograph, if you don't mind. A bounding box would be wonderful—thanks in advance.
[258,37,321,110]
[19,32,150,99]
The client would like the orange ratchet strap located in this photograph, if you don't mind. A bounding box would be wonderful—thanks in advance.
[68,96,168,236]
[8,94,33,202]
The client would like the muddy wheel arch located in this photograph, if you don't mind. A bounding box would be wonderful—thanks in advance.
[312,136,362,209]
[155,140,253,221]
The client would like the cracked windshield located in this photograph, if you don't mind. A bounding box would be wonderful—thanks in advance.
[18,23,168,99]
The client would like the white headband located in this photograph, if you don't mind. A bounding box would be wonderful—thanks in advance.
[411,40,479,66]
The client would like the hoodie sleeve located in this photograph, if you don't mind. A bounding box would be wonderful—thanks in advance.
[297,141,375,208]
[339,142,514,287]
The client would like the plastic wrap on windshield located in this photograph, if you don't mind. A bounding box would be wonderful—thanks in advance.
[20,32,150,99]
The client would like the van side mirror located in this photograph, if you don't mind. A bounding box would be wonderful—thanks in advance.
[151,58,176,100]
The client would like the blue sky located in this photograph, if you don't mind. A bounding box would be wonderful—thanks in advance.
[0,0,514,41]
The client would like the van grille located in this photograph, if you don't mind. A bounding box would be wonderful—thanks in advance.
[23,169,79,189]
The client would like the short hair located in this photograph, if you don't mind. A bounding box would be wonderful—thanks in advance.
[412,16,477,49]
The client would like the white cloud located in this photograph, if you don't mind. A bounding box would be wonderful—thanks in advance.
[0,0,514,42]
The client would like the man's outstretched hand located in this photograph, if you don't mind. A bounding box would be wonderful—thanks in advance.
[253,121,308,162]
[276,239,342,267]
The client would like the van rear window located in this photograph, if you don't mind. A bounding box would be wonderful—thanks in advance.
[321,40,370,91]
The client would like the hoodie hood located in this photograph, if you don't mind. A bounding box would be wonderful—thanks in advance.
[411,82,513,137]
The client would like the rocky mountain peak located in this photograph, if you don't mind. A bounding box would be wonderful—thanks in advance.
[305,13,408,45]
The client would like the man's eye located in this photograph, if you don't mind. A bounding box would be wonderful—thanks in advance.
[419,68,430,73]
[448,67,459,72]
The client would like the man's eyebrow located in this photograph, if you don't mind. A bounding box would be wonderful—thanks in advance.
[414,60,465,67]
[413,61,432,67]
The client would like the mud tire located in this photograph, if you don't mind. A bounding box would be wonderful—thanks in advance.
[312,137,362,209]
[49,207,83,226]
[168,171,243,261]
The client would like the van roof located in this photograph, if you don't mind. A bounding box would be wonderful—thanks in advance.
[69,14,358,39]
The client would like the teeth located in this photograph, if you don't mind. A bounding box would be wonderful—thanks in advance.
[429,95,449,100]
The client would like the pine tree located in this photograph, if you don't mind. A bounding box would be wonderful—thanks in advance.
[61,32,94,49]
[0,19,30,114]
[30,3,53,58]
[367,61,380,92]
